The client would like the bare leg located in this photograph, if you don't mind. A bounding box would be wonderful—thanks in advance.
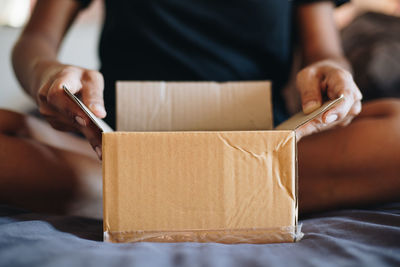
[3,99,399,215]
[0,109,101,215]
[299,98,400,213]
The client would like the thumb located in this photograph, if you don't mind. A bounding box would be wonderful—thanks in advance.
[297,69,323,114]
[81,70,106,118]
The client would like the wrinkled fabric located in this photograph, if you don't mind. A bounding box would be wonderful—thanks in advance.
[0,203,399,267]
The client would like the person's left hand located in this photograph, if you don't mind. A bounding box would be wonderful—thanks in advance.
[295,59,363,140]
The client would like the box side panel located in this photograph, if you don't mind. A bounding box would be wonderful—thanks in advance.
[103,131,297,243]
[116,81,272,131]
[103,133,121,234]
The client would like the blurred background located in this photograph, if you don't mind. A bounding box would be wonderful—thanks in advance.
[0,0,103,112]
[0,0,399,114]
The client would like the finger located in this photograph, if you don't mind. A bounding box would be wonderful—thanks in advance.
[337,115,354,128]
[40,105,80,132]
[46,75,91,128]
[37,80,52,106]
[38,83,86,129]
[296,67,323,114]
[296,122,319,141]
[81,70,106,118]
[45,102,103,159]
[322,71,362,124]
[322,93,352,125]
[80,124,102,160]
[46,117,79,132]
[349,100,362,117]
[38,104,77,130]
[297,99,361,139]
[335,100,361,127]
[38,105,57,117]
[295,116,325,141]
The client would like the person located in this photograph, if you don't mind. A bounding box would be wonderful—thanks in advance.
[1,0,399,215]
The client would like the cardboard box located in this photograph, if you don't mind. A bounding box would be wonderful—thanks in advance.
[65,81,342,244]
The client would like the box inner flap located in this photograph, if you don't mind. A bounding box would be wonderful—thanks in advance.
[116,81,273,131]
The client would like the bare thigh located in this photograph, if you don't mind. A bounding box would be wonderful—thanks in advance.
[0,109,101,216]
[298,98,400,213]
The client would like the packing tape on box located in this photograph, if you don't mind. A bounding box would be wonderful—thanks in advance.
[104,225,303,244]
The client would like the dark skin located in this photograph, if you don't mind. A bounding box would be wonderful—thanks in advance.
[0,109,101,213]
[1,0,398,214]
[12,0,106,156]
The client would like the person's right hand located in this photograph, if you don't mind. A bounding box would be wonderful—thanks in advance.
[34,61,106,159]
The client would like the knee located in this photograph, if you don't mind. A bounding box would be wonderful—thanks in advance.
[0,109,27,135]
[361,98,400,119]
[375,99,400,137]
[380,99,400,116]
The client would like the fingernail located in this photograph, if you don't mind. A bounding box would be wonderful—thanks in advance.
[325,114,338,124]
[75,116,86,127]
[303,101,320,114]
[89,104,106,117]
[95,146,102,159]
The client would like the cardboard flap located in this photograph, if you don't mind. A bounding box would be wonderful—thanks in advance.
[275,95,344,131]
[63,86,114,133]
[116,81,273,131]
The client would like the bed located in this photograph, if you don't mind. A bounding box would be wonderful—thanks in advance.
[0,203,399,267]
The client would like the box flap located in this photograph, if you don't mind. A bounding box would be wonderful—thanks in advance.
[63,86,114,133]
[275,95,344,131]
[116,81,273,131]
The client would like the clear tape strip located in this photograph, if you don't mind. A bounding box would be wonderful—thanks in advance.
[104,225,304,244]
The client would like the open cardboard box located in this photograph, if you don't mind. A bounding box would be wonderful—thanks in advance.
[65,81,342,244]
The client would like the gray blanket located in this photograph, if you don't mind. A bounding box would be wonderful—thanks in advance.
[0,204,399,267]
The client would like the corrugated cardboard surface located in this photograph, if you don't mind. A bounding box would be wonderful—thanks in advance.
[116,81,273,131]
[103,80,301,244]
[103,131,297,243]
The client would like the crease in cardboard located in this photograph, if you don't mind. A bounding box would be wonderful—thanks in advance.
[215,131,295,229]
[217,133,269,161]
[273,133,296,203]
[148,81,168,127]
[273,132,294,152]
[216,132,270,228]
[273,155,295,204]
[217,132,295,206]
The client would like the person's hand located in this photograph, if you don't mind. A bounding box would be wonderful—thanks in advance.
[34,61,106,158]
[295,59,363,140]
